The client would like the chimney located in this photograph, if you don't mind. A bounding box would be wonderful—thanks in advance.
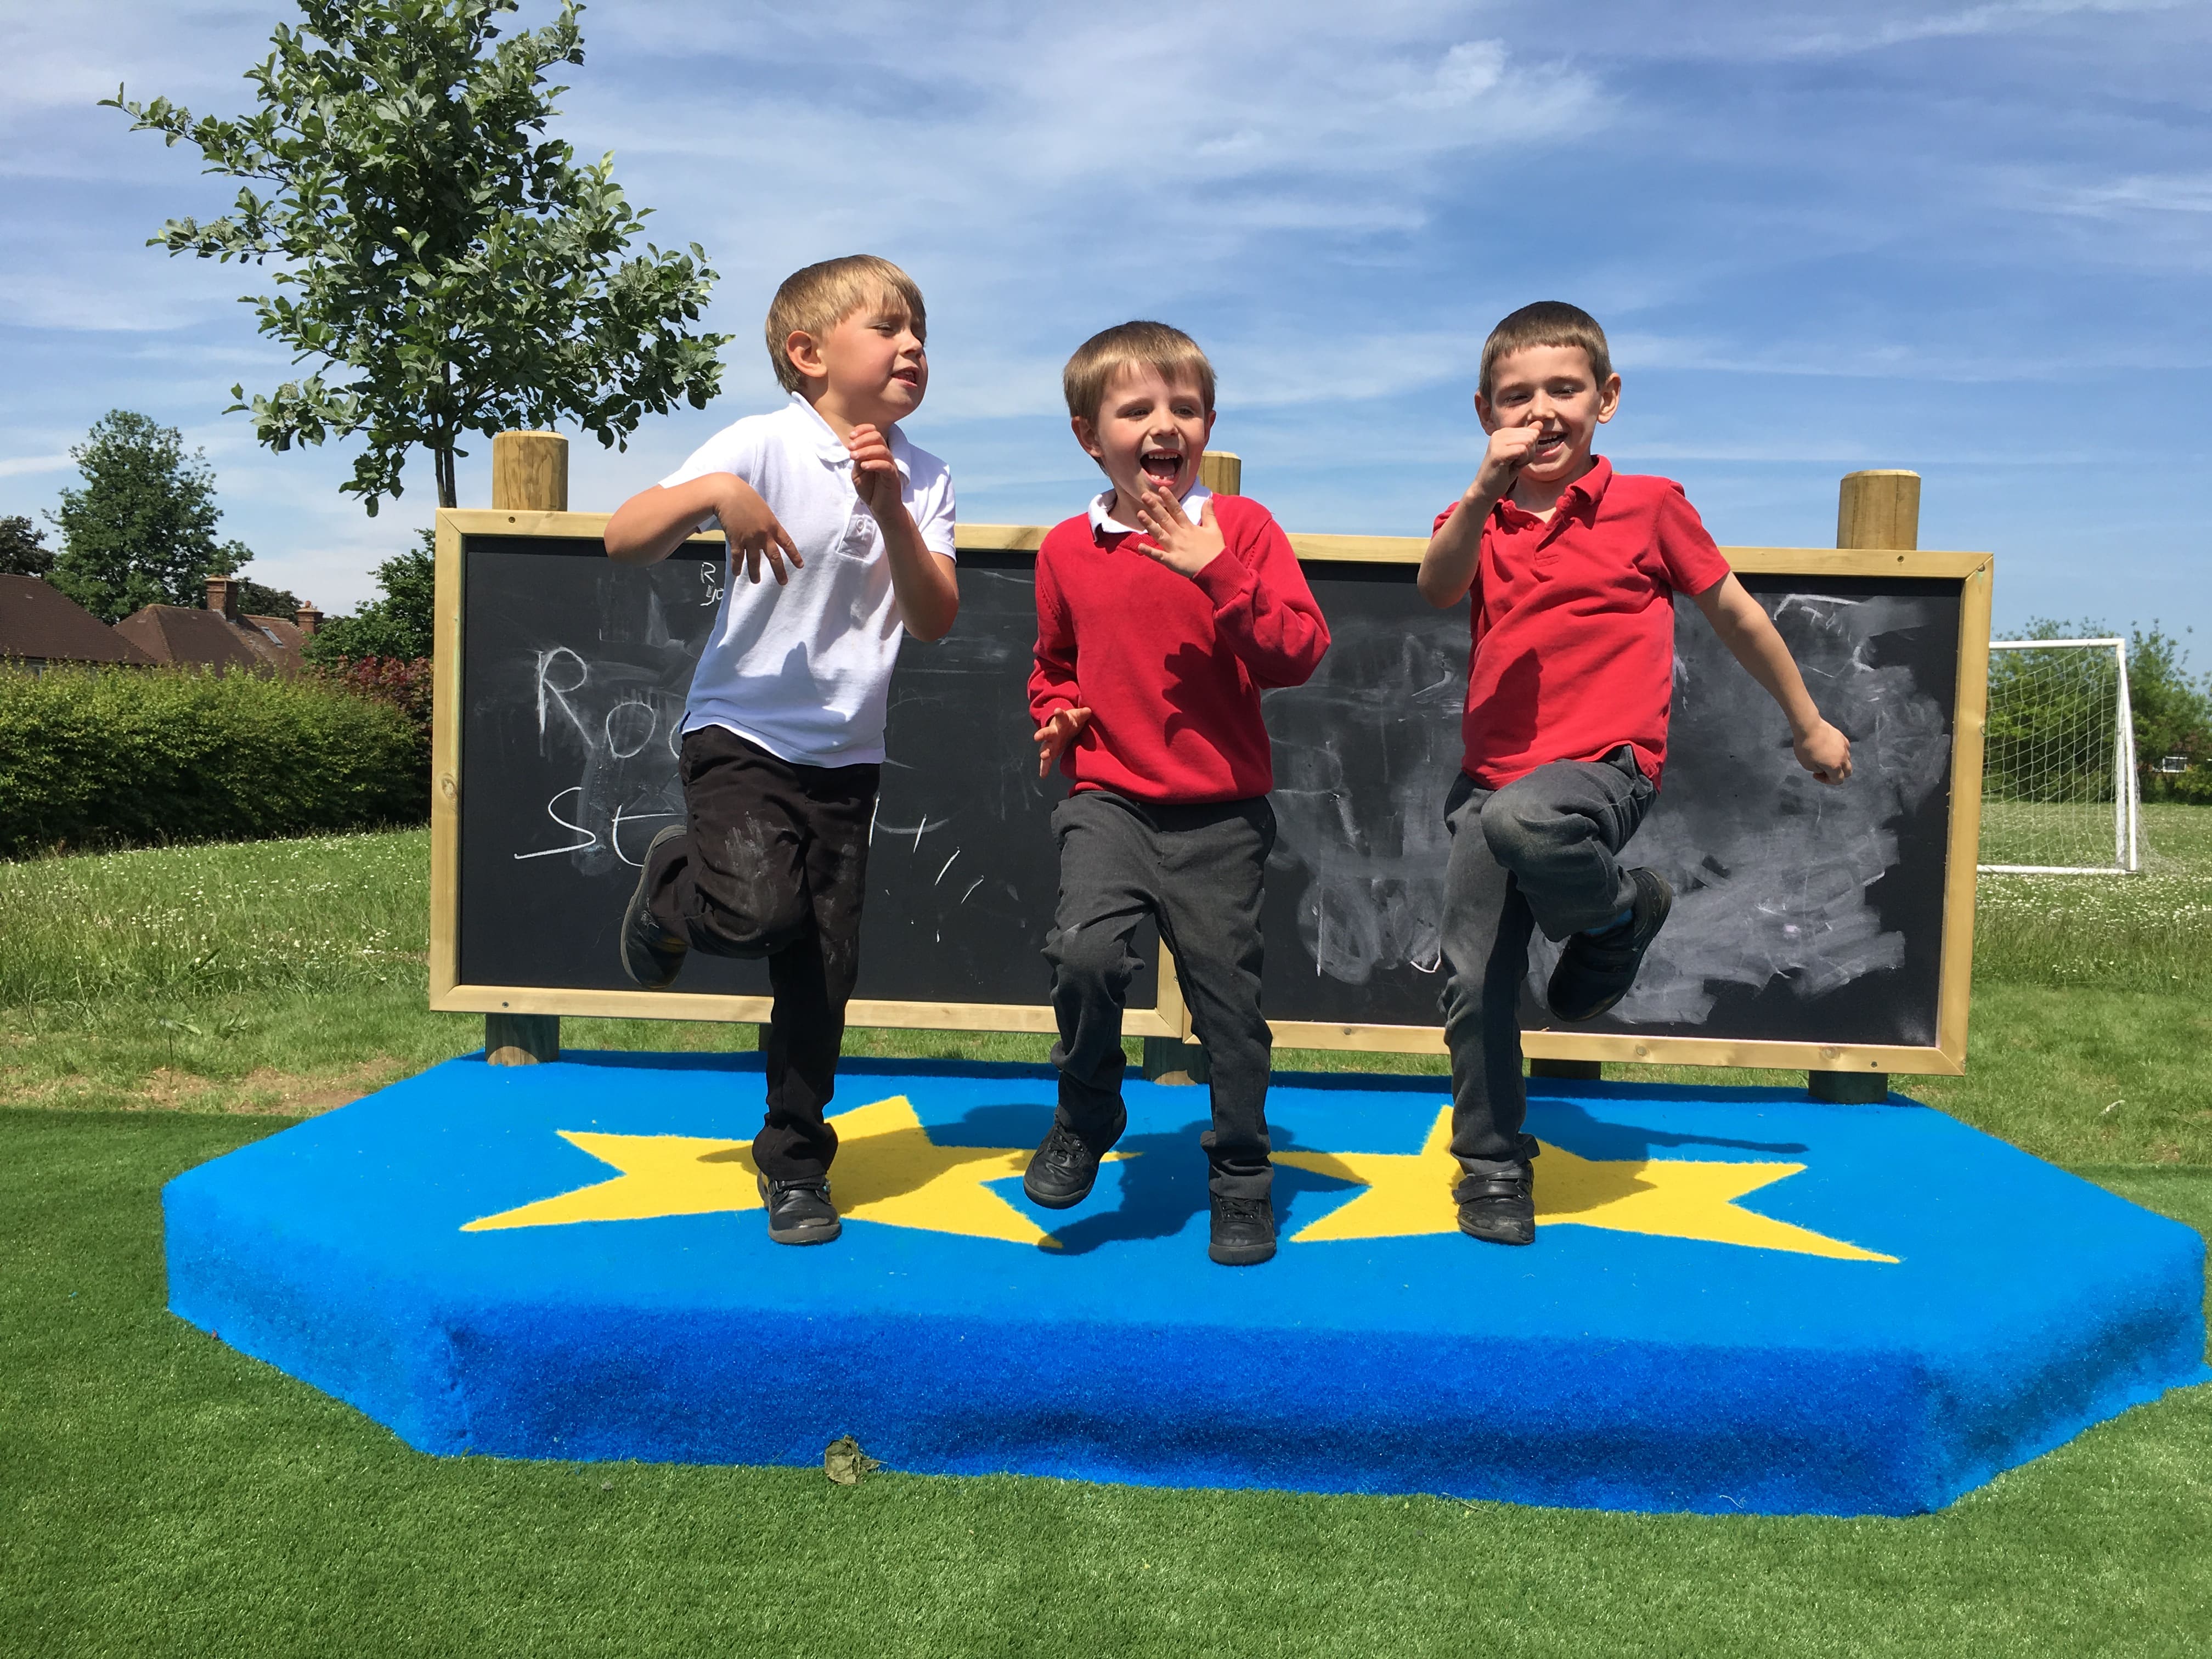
[206,576,241,620]
[295,603,321,637]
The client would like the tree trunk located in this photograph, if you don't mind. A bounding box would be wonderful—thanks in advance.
[436,442,456,509]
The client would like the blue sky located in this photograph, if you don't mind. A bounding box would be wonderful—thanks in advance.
[3,0,2207,636]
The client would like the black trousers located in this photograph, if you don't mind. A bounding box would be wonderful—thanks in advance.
[1438,748,1655,1174]
[1045,789,1277,1200]
[645,725,877,1183]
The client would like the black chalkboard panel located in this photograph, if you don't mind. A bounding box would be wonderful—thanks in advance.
[456,539,1155,1009]
[1260,568,1958,1049]
[453,530,1966,1057]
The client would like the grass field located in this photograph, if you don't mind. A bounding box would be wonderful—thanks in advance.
[3,816,2209,1655]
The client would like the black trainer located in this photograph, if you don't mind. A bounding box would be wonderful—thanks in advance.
[1457,1165,1535,1246]
[1023,1108,1126,1210]
[619,825,689,989]
[1209,1193,1277,1266]
[756,1173,842,1245]
[1546,867,1673,1023]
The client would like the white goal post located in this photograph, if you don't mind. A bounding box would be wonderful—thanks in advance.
[1978,637,2140,875]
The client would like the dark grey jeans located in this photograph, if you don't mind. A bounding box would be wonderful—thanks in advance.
[1438,748,1655,1173]
[1045,788,1276,1200]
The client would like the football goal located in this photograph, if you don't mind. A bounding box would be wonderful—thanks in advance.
[1979,637,2140,874]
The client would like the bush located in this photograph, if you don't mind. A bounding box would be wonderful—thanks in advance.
[0,665,428,859]
[312,656,432,740]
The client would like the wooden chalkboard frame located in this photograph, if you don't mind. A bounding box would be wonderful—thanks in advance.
[430,509,1991,1077]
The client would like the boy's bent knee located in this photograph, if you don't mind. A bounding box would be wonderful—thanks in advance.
[1479,782,1576,868]
[688,879,811,958]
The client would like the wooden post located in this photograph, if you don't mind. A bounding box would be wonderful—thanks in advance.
[1836,470,1920,552]
[484,431,570,1067]
[1199,451,1242,495]
[492,431,569,514]
[1811,469,1922,1105]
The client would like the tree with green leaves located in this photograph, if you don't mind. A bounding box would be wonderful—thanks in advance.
[48,411,256,623]
[236,578,306,618]
[0,516,54,579]
[104,0,729,516]
[305,531,435,664]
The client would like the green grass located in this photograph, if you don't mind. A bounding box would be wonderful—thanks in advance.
[8,815,2210,1163]
[2,1107,2207,1659]
[4,818,2210,1655]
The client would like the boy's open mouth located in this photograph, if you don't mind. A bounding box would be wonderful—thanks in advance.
[891,368,921,386]
[1530,431,1566,457]
[1139,452,1183,483]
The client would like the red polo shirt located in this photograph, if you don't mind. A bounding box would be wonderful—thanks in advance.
[1433,456,1730,789]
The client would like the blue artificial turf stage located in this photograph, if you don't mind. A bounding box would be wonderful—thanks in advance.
[163,1053,2208,1515]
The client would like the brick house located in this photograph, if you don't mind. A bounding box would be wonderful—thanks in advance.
[0,573,156,672]
[115,577,324,674]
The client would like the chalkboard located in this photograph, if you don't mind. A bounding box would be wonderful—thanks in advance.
[452,536,1156,1019]
[1260,568,1960,1051]
[433,514,1989,1073]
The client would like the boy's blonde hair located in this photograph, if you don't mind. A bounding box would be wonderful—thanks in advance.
[764,256,927,394]
[1063,321,1216,425]
[1479,301,1612,401]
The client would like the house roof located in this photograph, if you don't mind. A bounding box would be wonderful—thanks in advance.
[0,574,155,665]
[114,605,304,673]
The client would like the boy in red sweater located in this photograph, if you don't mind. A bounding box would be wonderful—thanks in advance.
[1024,321,1330,1266]
[1421,302,1853,1247]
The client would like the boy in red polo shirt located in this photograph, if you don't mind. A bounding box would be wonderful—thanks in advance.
[1024,321,1330,1266]
[1420,301,1852,1247]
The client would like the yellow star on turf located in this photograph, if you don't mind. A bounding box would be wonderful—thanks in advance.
[1276,1106,1896,1262]
[464,1095,1113,1249]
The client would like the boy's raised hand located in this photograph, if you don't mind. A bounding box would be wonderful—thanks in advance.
[719,476,803,586]
[1794,719,1854,785]
[1034,704,1093,778]
[847,424,904,521]
[1131,489,1225,578]
[1471,420,1543,504]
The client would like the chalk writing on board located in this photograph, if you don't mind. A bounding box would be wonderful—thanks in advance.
[511,642,686,871]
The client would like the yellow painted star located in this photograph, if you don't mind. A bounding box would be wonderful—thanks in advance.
[1276,1106,1896,1262]
[464,1095,1116,1249]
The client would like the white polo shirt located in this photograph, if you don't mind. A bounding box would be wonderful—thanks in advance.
[661,394,957,767]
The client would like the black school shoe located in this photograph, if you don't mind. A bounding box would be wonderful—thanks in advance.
[755,1173,842,1245]
[1457,1165,1535,1246]
[619,825,689,989]
[1545,867,1674,1023]
[1209,1193,1278,1266]
[1023,1107,1127,1210]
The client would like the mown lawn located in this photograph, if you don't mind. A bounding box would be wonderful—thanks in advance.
[2,814,2208,1656]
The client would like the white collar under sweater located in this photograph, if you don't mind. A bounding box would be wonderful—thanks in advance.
[1087,481,1212,537]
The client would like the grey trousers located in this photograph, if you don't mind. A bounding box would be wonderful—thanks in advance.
[1045,788,1277,1200]
[1438,748,1655,1172]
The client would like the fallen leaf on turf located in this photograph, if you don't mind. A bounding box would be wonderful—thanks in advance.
[824,1436,881,1485]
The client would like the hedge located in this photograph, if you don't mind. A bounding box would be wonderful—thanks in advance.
[0,664,428,859]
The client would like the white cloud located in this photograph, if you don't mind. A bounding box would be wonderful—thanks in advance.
[0,454,72,478]
[1776,0,2191,57]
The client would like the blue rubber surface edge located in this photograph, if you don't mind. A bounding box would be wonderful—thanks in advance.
[162,1054,2210,1516]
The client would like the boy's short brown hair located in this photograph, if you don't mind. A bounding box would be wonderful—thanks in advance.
[764,256,926,394]
[1063,321,1216,425]
[1479,301,1612,401]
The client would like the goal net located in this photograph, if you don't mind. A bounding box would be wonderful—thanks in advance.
[1979,638,2140,874]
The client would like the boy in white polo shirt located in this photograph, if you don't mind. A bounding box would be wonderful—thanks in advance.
[603,255,959,1247]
